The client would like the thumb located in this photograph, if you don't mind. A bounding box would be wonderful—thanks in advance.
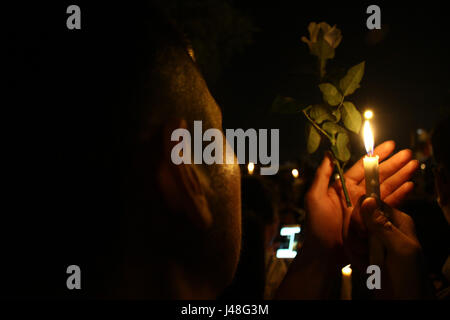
[310,153,334,195]
[360,197,379,229]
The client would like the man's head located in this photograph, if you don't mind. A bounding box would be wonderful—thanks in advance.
[431,115,450,224]
[12,3,241,298]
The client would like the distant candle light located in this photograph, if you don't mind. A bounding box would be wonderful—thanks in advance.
[291,168,299,178]
[247,162,255,175]
[341,264,352,300]
[364,110,374,120]
[342,264,352,276]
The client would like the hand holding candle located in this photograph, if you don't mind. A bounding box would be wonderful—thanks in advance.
[362,112,390,266]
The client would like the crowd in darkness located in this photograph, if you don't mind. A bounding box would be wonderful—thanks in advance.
[5,2,449,299]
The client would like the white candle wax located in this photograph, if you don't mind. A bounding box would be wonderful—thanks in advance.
[363,154,386,266]
[363,155,380,198]
[362,118,386,267]
[341,264,352,300]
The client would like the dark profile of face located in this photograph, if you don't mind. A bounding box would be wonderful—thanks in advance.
[145,43,243,298]
[7,2,241,299]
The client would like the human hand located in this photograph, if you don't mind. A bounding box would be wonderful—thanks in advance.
[304,141,418,257]
[358,197,424,299]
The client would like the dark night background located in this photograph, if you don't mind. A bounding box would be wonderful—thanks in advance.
[4,1,450,298]
[158,0,449,162]
[161,0,450,296]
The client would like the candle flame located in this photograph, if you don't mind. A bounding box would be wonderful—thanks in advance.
[291,168,299,178]
[247,162,255,174]
[364,110,373,120]
[342,264,352,276]
[363,120,374,156]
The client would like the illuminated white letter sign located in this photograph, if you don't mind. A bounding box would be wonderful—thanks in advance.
[276,226,301,259]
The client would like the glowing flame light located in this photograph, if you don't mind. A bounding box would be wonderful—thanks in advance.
[342,264,352,276]
[247,162,255,175]
[363,120,374,156]
[291,169,299,178]
[364,110,373,120]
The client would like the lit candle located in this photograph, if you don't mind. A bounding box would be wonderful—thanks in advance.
[362,119,380,198]
[362,114,386,266]
[291,168,299,178]
[247,162,255,175]
[341,264,352,300]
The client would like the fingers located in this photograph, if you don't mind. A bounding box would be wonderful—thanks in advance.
[360,197,379,228]
[379,200,417,237]
[377,149,413,183]
[380,160,419,200]
[345,195,367,240]
[344,140,396,183]
[383,181,414,208]
[361,197,419,254]
[360,197,406,249]
[309,154,334,196]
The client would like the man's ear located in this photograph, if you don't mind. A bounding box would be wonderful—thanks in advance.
[157,119,213,230]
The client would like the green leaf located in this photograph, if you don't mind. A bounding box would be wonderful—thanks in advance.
[309,104,334,124]
[271,96,301,114]
[319,83,342,106]
[331,132,350,162]
[306,124,321,154]
[341,101,362,133]
[322,122,344,136]
[322,122,345,144]
[332,108,341,122]
[339,61,365,97]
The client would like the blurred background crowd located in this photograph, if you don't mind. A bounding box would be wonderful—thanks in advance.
[220,125,449,299]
